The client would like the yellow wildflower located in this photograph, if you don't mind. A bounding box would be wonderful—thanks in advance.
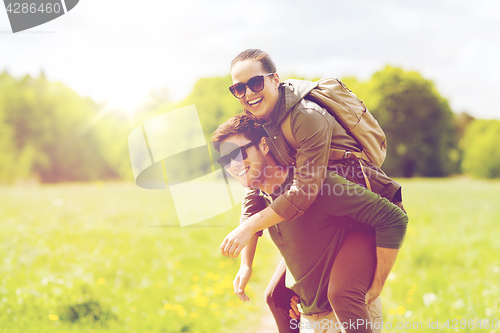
[205,272,220,281]
[194,295,208,308]
[213,283,225,295]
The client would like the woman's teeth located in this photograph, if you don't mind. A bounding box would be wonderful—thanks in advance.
[237,169,246,176]
[248,97,263,106]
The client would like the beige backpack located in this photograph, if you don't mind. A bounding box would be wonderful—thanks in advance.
[305,78,387,168]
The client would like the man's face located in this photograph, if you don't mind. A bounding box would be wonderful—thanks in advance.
[219,134,268,188]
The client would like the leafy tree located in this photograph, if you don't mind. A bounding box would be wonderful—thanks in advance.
[0,115,30,183]
[0,71,35,183]
[181,75,241,140]
[0,66,472,183]
[461,119,500,178]
[343,66,458,177]
[0,72,126,183]
[454,112,475,141]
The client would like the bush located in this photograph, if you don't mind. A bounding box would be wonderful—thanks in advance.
[461,119,500,178]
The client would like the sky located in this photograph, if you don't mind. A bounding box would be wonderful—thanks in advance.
[1,0,500,119]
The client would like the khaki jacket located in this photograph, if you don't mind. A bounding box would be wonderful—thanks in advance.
[241,80,401,223]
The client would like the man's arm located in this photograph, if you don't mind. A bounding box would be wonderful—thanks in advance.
[233,233,259,301]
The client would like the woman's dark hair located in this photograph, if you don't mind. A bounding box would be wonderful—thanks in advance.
[230,49,276,74]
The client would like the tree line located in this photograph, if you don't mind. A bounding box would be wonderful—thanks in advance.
[0,66,498,184]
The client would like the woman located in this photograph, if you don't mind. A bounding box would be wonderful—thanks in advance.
[221,49,405,333]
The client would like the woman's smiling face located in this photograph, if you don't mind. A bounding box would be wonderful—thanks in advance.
[231,59,280,121]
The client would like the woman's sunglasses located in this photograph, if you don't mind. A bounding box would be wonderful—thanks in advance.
[217,140,260,169]
[229,73,275,99]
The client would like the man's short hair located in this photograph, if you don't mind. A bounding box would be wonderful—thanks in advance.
[212,113,267,152]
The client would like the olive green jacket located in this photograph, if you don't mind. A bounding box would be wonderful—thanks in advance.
[243,170,408,314]
[241,79,401,223]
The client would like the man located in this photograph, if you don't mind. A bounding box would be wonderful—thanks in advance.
[213,114,408,333]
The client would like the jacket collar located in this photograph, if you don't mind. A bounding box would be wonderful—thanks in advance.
[283,79,318,112]
[263,79,319,127]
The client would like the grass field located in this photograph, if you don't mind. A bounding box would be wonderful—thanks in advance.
[381,177,500,332]
[1,177,499,332]
[0,182,278,333]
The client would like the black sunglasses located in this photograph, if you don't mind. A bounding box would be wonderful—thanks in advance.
[217,140,260,168]
[229,73,275,99]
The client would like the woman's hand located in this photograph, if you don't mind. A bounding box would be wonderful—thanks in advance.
[233,266,252,301]
[220,223,254,258]
[221,207,283,258]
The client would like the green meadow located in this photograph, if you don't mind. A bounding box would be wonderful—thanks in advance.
[1,178,499,332]
[382,177,500,332]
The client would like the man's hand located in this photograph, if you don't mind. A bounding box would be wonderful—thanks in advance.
[221,223,254,258]
[393,201,406,214]
[365,281,383,305]
[233,266,252,302]
[289,296,300,320]
[366,247,400,305]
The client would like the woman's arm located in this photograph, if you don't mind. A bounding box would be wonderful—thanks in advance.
[221,206,283,258]
[221,105,335,258]
[269,104,334,221]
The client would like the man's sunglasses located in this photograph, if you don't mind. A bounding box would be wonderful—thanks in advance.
[229,73,275,99]
[217,140,260,169]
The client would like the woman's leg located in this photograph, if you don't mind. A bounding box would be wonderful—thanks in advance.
[327,231,377,333]
[265,258,300,333]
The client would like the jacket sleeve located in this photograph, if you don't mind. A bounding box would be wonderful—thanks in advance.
[323,173,408,249]
[240,187,271,236]
[269,104,333,221]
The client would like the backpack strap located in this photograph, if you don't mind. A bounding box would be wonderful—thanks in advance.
[329,148,363,160]
[329,148,372,191]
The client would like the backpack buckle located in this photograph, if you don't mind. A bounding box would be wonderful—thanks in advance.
[343,151,352,159]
